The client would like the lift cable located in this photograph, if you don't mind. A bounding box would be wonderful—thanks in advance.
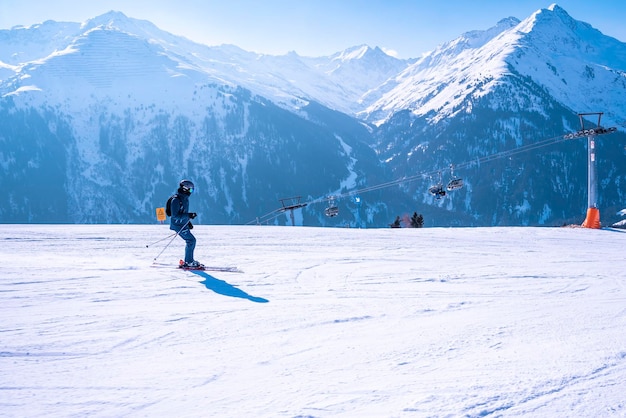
[247,128,616,225]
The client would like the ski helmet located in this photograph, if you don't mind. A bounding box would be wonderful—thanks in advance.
[179,179,195,194]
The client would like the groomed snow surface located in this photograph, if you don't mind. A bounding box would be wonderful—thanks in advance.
[1,224,625,417]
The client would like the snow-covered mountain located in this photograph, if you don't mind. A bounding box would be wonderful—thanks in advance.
[1,5,625,226]
[0,11,407,116]
[359,5,626,126]
[0,11,400,225]
[364,4,626,226]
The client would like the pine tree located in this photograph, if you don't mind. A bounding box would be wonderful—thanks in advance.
[390,216,401,228]
[410,212,424,228]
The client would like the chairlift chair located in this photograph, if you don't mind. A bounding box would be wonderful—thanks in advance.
[446,178,464,191]
[325,206,339,217]
[428,171,447,199]
[324,196,339,217]
[429,184,446,199]
[446,164,464,191]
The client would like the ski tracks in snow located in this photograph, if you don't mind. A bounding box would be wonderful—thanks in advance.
[1,225,626,416]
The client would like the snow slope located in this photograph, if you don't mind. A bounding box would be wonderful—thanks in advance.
[1,224,625,417]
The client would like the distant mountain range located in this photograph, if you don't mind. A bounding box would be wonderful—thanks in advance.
[1,4,625,226]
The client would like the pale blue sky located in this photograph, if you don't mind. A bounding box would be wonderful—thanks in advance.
[1,0,625,58]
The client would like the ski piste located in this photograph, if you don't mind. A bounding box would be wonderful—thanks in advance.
[151,261,243,273]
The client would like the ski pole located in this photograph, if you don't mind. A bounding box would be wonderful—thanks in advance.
[146,232,177,248]
[152,219,191,262]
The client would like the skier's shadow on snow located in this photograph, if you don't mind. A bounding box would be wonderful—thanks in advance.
[191,271,269,303]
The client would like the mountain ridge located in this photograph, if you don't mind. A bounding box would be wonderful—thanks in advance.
[0,11,411,116]
[7,5,626,126]
[360,4,626,126]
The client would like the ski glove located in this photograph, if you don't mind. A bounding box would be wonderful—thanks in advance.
[188,222,193,229]
[189,212,197,219]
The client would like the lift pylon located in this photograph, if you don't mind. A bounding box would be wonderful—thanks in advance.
[277,196,308,226]
[565,112,617,229]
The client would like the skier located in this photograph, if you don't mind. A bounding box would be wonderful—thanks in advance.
[170,179,202,268]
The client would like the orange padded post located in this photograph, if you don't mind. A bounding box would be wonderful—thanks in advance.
[581,207,601,229]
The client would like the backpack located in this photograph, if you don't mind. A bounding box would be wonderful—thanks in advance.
[165,194,180,217]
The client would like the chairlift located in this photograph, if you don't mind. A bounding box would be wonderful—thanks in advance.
[429,184,446,199]
[446,165,464,191]
[428,172,446,199]
[324,196,339,217]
